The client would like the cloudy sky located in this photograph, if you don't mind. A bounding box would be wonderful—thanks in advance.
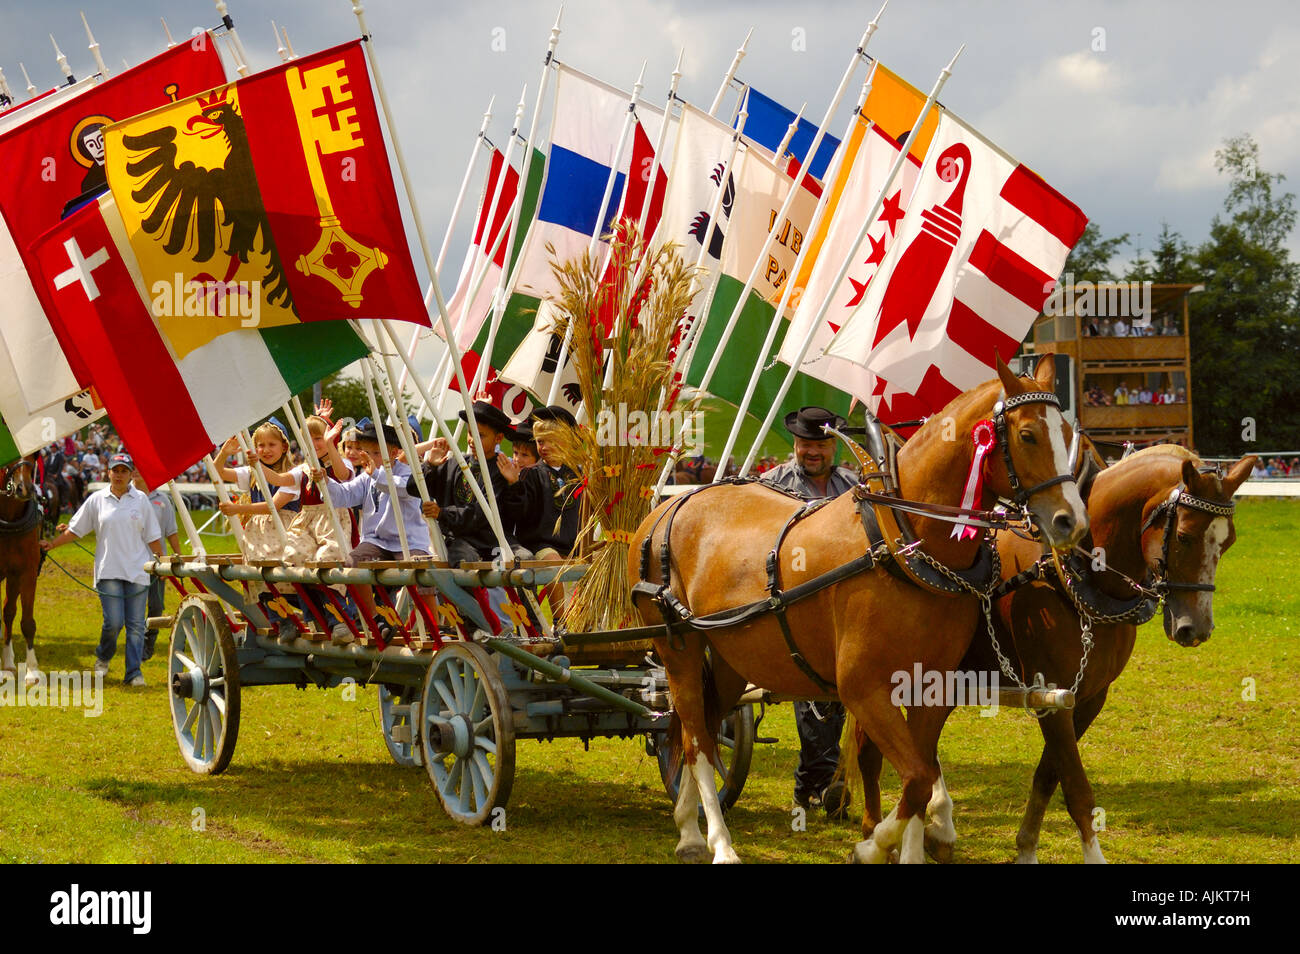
[5,0,1297,257]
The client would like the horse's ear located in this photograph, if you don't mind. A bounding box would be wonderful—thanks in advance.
[1033,353,1057,391]
[1221,455,1257,497]
[994,351,1022,395]
[1181,458,1200,490]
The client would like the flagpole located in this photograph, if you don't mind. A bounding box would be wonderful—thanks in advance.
[474,11,566,402]
[81,13,110,78]
[51,35,76,86]
[160,18,177,48]
[715,74,872,480]
[282,398,352,563]
[709,27,752,118]
[708,8,885,478]
[271,20,289,63]
[214,2,254,74]
[366,321,448,559]
[358,357,413,560]
[738,45,963,477]
[236,429,290,548]
[0,69,13,107]
[471,87,532,394]
[771,101,806,164]
[398,93,496,405]
[19,63,36,99]
[638,48,684,236]
[167,480,206,561]
[281,26,298,59]
[351,0,517,562]
[201,454,248,554]
[542,60,647,406]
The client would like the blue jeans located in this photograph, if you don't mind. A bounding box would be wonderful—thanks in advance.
[96,579,148,683]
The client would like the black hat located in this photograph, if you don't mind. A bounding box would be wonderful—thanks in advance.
[458,400,517,439]
[531,404,578,428]
[356,419,407,448]
[783,406,847,441]
[511,420,536,444]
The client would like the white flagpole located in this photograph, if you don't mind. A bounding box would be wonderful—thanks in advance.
[709,27,752,117]
[160,18,177,48]
[637,48,684,236]
[353,0,526,561]
[214,2,254,74]
[167,480,206,561]
[715,74,872,481]
[710,9,885,479]
[271,20,288,63]
[201,454,248,554]
[50,35,75,85]
[739,46,963,477]
[771,101,806,163]
[471,8,565,402]
[81,13,110,78]
[19,63,36,99]
[542,60,647,406]
[282,399,351,562]
[398,93,496,404]
[0,69,13,106]
[281,25,298,60]
[236,429,290,548]
[358,357,413,560]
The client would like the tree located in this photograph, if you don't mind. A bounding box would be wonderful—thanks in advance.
[292,371,426,436]
[1063,222,1130,282]
[1189,135,1299,454]
[1126,222,1195,283]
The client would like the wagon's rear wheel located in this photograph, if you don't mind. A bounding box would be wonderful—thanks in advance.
[420,642,515,825]
[378,683,420,768]
[168,595,241,775]
[656,704,755,812]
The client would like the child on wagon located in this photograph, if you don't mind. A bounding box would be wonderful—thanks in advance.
[215,420,299,561]
[499,405,582,560]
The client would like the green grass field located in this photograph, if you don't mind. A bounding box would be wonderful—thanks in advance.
[1,500,1295,863]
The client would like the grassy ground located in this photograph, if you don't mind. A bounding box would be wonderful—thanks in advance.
[1,500,1295,863]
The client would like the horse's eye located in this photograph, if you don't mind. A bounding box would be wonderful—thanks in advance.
[1176,532,1193,546]
[1019,430,1037,445]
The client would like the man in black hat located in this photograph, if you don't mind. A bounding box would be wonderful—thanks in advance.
[760,405,858,818]
[499,405,582,559]
[413,400,516,563]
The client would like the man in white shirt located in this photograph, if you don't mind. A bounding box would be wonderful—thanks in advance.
[42,453,163,686]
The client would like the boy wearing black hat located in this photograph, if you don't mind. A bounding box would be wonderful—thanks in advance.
[498,405,582,559]
[413,401,516,563]
[760,406,858,818]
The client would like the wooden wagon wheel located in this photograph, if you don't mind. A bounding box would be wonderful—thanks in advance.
[378,683,420,768]
[168,594,241,775]
[655,703,755,812]
[420,641,515,826]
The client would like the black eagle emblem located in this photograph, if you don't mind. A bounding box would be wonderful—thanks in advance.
[122,87,296,315]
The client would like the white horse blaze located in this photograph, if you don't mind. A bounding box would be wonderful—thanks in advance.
[1194,517,1230,622]
[1044,407,1087,525]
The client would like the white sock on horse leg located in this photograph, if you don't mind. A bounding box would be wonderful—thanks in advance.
[691,751,739,864]
[899,814,926,864]
[673,750,707,861]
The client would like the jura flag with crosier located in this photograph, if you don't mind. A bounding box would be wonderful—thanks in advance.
[825,110,1087,420]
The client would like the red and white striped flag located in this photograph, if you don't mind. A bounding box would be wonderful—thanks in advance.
[825,110,1087,420]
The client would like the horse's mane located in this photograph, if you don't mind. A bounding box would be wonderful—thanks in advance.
[1109,443,1200,472]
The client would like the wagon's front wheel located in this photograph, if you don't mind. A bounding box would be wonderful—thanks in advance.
[420,642,515,825]
[656,703,755,812]
[378,683,420,768]
[168,595,241,775]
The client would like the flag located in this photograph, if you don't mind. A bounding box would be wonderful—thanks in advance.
[444,148,520,350]
[103,40,427,364]
[0,391,105,466]
[0,42,225,415]
[28,193,368,488]
[497,65,670,414]
[862,62,939,162]
[736,87,840,182]
[779,119,921,400]
[652,105,839,422]
[825,110,1088,420]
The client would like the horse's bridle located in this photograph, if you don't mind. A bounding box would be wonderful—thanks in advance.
[1139,483,1237,595]
[1,459,36,499]
[992,390,1078,510]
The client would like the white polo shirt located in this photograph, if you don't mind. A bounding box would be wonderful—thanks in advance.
[67,484,162,586]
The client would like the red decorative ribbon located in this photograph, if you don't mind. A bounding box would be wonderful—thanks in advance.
[952,419,996,541]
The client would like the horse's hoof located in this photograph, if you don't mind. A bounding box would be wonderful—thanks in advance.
[675,843,710,864]
[24,670,41,688]
[852,840,888,864]
[924,830,955,864]
[1015,850,1039,864]
[712,849,742,864]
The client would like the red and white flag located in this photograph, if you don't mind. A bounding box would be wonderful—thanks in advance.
[444,148,519,350]
[825,110,1087,420]
[779,118,920,401]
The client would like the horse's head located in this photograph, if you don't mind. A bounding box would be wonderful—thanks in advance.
[982,354,1089,550]
[1140,454,1254,647]
[1,456,37,502]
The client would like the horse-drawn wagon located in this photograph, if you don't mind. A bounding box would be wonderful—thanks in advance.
[146,553,756,825]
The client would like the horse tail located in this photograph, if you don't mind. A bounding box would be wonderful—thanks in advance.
[833,711,864,807]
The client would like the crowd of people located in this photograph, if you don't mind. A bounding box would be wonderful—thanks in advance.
[1252,457,1299,478]
[1085,382,1188,407]
[1083,315,1182,337]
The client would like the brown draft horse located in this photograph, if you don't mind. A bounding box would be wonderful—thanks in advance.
[631,355,1087,863]
[0,456,44,687]
[850,443,1255,863]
